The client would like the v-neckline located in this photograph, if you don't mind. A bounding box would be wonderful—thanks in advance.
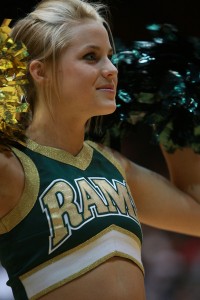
[26,139,94,170]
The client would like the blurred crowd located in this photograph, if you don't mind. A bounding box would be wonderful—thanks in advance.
[143,227,200,300]
[0,266,14,300]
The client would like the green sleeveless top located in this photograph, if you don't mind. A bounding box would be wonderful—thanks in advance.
[0,140,143,300]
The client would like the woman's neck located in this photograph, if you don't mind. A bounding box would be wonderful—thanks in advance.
[26,118,86,156]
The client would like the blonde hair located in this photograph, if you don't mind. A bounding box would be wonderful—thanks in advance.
[11,0,113,117]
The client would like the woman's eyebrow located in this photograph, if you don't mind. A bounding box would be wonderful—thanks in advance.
[83,44,113,53]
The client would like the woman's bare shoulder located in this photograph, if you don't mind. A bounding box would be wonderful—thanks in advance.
[0,145,24,218]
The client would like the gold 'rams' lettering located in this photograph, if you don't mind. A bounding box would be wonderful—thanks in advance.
[92,179,137,218]
[75,178,109,220]
[40,180,82,253]
[40,177,138,253]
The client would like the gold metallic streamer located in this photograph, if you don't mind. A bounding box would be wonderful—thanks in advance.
[0,19,29,145]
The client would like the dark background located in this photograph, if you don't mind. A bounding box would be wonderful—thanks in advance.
[1,0,200,39]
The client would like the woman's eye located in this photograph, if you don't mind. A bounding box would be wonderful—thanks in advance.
[84,53,97,61]
[83,53,113,63]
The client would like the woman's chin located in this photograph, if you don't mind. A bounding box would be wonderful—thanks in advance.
[101,102,117,115]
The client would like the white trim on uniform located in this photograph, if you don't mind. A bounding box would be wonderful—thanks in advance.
[20,227,143,299]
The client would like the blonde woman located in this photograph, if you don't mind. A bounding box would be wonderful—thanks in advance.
[0,0,200,299]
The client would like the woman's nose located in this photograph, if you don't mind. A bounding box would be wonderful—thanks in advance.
[101,58,118,79]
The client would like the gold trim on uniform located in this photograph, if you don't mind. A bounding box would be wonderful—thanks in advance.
[0,148,40,233]
[86,140,126,179]
[20,225,144,300]
[86,141,141,220]
[26,139,93,170]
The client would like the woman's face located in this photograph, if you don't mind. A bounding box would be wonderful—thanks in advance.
[55,20,118,124]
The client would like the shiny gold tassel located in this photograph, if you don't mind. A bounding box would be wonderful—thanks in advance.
[0,19,29,145]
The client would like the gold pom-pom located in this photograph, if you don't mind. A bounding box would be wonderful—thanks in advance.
[0,19,29,145]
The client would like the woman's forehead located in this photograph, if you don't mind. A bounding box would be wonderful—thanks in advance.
[69,20,111,48]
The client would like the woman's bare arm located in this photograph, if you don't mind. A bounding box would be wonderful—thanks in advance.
[162,147,200,202]
[108,146,200,237]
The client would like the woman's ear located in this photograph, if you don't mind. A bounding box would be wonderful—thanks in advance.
[29,60,48,84]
